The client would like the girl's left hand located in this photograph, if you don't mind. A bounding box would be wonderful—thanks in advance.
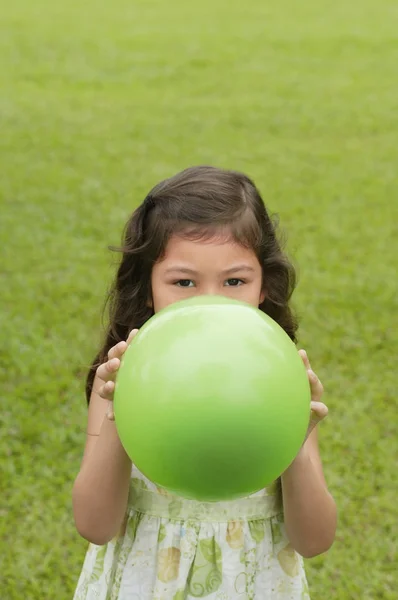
[299,349,328,440]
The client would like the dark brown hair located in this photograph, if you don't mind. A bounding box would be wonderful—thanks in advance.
[86,166,298,402]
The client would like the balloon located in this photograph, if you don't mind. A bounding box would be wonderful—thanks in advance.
[114,296,310,501]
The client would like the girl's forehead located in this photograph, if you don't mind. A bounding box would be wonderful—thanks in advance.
[160,232,259,265]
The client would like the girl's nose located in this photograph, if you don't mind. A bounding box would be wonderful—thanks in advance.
[197,284,220,297]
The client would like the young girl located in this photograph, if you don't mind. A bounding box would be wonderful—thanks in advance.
[73,166,337,600]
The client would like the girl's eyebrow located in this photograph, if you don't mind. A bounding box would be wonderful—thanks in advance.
[222,265,255,275]
[164,265,255,275]
[164,266,198,275]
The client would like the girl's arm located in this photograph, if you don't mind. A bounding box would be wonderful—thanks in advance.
[281,352,337,558]
[73,333,138,545]
[72,384,132,546]
[281,428,337,558]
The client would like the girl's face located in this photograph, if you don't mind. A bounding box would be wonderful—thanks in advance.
[151,232,265,313]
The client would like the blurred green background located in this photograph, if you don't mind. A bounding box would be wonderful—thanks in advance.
[1,1,397,598]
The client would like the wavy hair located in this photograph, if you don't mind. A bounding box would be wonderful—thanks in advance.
[86,166,298,402]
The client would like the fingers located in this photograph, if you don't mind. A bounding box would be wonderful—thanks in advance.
[106,400,115,421]
[108,340,128,360]
[308,368,324,402]
[98,379,116,400]
[300,351,327,439]
[310,401,329,421]
[106,328,138,361]
[299,349,311,370]
[127,328,139,345]
[96,341,126,386]
[96,329,139,401]
[96,357,120,384]
[299,349,324,402]
[305,401,329,438]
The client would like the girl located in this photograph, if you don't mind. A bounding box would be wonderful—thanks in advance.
[73,166,337,600]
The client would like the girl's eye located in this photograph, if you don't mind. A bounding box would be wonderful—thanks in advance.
[225,278,244,287]
[175,279,195,288]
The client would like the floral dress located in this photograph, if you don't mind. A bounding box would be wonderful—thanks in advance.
[74,465,310,599]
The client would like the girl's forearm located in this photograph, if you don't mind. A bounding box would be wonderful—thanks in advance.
[72,417,132,545]
[281,447,337,558]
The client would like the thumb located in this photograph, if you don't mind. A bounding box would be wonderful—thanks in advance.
[106,400,115,421]
[126,328,139,345]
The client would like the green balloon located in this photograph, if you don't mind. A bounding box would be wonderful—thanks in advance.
[114,296,310,501]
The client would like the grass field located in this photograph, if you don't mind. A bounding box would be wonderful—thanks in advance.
[1,1,397,598]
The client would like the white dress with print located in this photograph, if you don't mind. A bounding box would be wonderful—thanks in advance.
[74,466,310,599]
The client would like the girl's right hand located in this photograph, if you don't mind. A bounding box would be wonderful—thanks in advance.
[96,329,138,420]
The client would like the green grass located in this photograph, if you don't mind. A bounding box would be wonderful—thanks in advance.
[1,1,397,597]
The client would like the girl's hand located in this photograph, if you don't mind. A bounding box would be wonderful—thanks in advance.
[298,349,328,440]
[96,329,138,420]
